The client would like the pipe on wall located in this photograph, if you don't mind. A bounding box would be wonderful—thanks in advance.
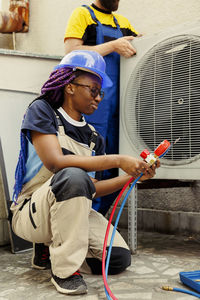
[0,0,29,33]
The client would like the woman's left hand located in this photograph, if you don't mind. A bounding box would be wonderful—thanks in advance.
[139,160,160,182]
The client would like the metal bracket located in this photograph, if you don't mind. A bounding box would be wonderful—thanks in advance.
[128,184,137,253]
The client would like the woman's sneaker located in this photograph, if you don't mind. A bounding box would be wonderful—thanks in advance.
[51,271,88,295]
[32,243,51,270]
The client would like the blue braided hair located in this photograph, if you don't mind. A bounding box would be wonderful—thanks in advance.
[12,114,28,204]
[12,67,82,204]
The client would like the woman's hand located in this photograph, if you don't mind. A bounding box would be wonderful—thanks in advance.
[119,155,160,180]
[139,160,160,181]
[119,155,149,178]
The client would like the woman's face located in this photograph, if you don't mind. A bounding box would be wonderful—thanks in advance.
[64,72,103,118]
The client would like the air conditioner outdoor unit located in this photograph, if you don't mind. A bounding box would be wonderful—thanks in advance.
[120,21,200,180]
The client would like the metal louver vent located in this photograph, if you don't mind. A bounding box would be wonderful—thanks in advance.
[124,35,200,166]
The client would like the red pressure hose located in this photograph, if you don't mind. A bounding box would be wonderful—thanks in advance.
[102,139,173,299]
[102,177,134,300]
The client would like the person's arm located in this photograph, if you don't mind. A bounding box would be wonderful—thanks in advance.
[64,36,136,58]
[94,162,159,198]
[64,6,137,57]
[31,131,155,179]
[94,174,132,197]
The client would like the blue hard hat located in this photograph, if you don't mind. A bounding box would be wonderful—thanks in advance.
[54,50,113,89]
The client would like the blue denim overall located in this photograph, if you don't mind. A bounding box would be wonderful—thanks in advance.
[83,6,123,214]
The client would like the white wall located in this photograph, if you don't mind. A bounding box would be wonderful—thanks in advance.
[15,0,90,55]
[1,0,9,10]
[12,0,200,56]
[119,0,200,35]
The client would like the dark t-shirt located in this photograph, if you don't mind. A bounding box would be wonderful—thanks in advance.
[22,99,105,183]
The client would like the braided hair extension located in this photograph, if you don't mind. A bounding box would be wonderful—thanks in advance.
[40,67,76,108]
[12,66,83,203]
[12,114,28,204]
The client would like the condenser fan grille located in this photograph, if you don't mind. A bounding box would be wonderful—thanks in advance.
[124,35,200,165]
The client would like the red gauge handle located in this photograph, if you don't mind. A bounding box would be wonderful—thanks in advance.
[154,140,171,157]
[140,149,150,160]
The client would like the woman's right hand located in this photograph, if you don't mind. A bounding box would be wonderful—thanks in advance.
[119,155,150,178]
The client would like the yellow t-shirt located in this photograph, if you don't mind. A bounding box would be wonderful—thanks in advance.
[64,5,138,45]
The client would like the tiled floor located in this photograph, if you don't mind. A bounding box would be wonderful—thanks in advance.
[0,231,200,299]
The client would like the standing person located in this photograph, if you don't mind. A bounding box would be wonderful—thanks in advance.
[11,50,159,295]
[64,0,140,215]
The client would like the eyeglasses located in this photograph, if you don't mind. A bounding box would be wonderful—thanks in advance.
[72,82,104,100]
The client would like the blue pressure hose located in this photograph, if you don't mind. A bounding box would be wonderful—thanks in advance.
[104,148,172,299]
[105,175,142,299]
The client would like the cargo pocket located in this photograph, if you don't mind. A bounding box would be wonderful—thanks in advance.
[29,199,40,229]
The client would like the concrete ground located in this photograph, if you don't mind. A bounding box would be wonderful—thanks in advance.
[0,231,200,300]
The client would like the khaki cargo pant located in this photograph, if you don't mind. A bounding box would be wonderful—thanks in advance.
[11,167,130,278]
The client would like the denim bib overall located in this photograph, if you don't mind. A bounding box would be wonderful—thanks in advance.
[83,5,123,213]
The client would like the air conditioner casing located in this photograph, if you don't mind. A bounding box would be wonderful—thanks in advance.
[120,21,200,179]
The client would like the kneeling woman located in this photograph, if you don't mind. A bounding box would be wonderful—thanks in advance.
[11,50,159,295]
